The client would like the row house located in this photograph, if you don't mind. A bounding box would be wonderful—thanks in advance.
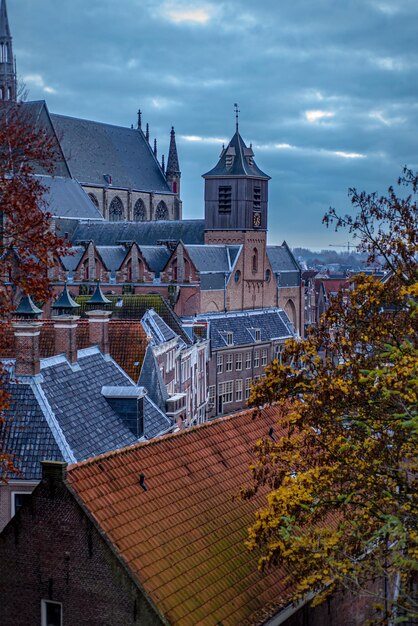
[140,308,208,425]
[183,307,296,419]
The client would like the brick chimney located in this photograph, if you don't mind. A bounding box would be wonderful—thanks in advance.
[52,316,79,365]
[12,321,42,376]
[86,310,112,355]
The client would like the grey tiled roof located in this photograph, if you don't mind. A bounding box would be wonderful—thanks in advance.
[186,245,240,272]
[192,308,295,349]
[143,396,172,439]
[62,219,205,246]
[50,113,172,193]
[138,345,169,413]
[1,383,63,480]
[139,245,171,273]
[38,175,104,220]
[200,274,227,291]
[267,245,300,272]
[203,131,270,179]
[60,246,84,271]
[141,309,177,345]
[39,351,138,460]
[96,246,127,272]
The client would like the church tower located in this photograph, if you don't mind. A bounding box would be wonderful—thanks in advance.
[0,0,16,102]
[203,114,270,245]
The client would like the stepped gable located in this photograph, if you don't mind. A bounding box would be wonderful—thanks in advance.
[66,406,293,626]
[50,113,171,193]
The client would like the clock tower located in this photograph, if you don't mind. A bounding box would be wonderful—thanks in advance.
[203,113,275,309]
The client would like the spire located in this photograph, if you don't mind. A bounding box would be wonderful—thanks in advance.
[145,123,150,142]
[153,138,157,158]
[0,0,11,38]
[161,154,165,174]
[0,0,16,101]
[166,126,180,177]
[137,108,142,130]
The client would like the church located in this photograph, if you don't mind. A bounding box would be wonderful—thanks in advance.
[0,0,303,337]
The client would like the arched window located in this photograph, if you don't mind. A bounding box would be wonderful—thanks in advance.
[0,87,4,101]
[7,87,11,100]
[284,299,297,328]
[126,258,132,282]
[109,196,124,222]
[155,200,169,220]
[88,193,99,209]
[172,181,177,193]
[252,248,258,274]
[133,198,146,221]
[83,259,89,280]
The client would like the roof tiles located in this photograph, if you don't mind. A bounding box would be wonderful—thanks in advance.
[67,406,293,626]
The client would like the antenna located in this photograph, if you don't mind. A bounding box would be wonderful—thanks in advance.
[234,102,240,132]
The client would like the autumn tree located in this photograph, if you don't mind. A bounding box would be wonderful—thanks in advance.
[0,102,70,478]
[244,168,418,624]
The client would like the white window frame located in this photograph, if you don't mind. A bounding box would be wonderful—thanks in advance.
[208,385,215,406]
[254,350,260,368]
[11,491,32,517]
[41,600,63,626]
[218,380,233,404]
[245,351,251,369]
[217,354,223,374]
[245,377,252,400]
[235,353,242,371]
[235,379,243,402]
[225,354,233,372]
[226,331,233,346]
[262,348,268,367]
[255,328,261,342]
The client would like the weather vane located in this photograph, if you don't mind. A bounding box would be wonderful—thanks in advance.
[234,103,240,131]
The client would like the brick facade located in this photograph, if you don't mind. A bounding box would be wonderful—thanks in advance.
[0,464,163,626]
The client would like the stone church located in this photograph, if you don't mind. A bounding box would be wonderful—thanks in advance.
[1,0,303,333]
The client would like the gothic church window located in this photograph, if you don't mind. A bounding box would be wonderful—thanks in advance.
[133,198,146,221]
[1,43,8,62]
[109,196,124,221]
[88,193,99,208]
[155,201,169,220]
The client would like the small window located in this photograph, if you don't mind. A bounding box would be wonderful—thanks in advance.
[245,351,251,369]
[226,331,233,346]
[254,328,261,342]
[218,186,232,213]
[235,353,242,371]
[208,385,215,406]
[234,270,241,284]
[265,269,271,283]
[226,354,233,371]
[252,248,258,273]
[41,600,62,626]
[236,379,243,402]
[262,348,268,367]
[254,351,260,368]
[217,354,223,374]
[245,377,252,399]
[12,492,31,516]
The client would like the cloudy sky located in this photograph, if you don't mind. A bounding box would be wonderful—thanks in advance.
[9,0,418,247]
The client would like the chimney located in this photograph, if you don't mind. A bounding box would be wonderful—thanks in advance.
[53,316,79,364]
[12,320,43,376]
[86,310,112,355]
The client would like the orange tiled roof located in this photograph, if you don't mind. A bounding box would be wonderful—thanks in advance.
[2,320,147,382]
[67,406,293,626]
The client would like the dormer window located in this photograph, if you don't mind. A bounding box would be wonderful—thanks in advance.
[254,328,261,342]
[219,186,231,213]
[225,146,236,169]
[226,331,233,346]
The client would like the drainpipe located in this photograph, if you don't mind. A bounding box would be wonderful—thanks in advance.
[223,272,228,312]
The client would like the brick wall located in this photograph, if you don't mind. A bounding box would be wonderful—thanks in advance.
[0,470,163,626]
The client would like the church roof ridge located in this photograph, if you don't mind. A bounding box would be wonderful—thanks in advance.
[0,0,11,39]
[202,128,270,179]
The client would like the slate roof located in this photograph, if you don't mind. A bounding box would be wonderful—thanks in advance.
[76,294,191,345]
[139,345,169,412]
[58,219,205,246]
[190,308,295,349]
[2,337,171,479]
[0,382,63,481]
[139,245,171,273]
[96,246,127,272]
[185,245,240,273]
[50,113,172,193]
[38,175,104,220]
[60,246,84,271]
[141,308,177,345]
[267,245,300,272]
[203,130,270,179]
[66,406,294,626]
